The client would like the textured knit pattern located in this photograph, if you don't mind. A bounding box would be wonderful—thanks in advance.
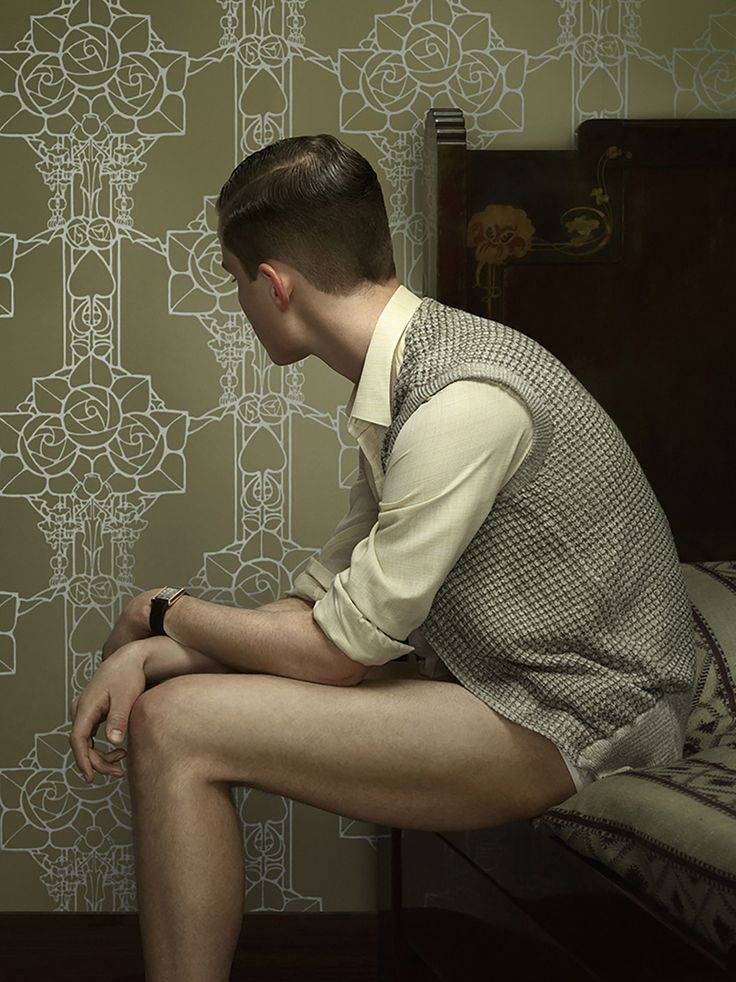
[381,297,696,774]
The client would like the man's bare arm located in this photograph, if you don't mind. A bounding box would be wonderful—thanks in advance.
[120,591,368,687]
[135,636,237,687]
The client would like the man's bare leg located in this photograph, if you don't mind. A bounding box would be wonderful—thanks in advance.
[125,664,576,982]
[127,722,244,982]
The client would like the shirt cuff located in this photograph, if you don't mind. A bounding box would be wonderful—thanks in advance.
[285,558,337,603]
[312,571,416,667]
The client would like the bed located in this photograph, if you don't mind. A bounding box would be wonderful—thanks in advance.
[377,110,736,981]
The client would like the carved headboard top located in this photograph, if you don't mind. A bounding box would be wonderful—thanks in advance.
[422,109,736,561]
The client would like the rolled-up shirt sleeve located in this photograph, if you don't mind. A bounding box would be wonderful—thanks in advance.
[311,380,533,667]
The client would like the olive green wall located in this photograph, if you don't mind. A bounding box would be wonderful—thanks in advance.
[0,0,733,913]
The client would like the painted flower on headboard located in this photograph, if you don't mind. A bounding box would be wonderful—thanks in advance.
[467,204,536,265]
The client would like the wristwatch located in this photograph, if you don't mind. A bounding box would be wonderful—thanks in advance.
[149,587,189,637]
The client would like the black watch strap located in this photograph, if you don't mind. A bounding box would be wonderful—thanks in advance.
[149,587,189,636]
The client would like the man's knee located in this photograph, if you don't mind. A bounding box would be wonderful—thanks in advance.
[128,676,191,748]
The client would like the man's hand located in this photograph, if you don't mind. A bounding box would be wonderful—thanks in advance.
[101,589,159,661]
[68,642,149,783]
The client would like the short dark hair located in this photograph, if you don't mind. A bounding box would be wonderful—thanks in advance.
[216,134,396,296]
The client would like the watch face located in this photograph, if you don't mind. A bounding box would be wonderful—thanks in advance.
[157,587,179,602]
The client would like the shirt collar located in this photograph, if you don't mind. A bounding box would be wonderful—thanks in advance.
[345,284,423,427]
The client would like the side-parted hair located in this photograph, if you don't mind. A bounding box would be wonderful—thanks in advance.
[216,134,396,296]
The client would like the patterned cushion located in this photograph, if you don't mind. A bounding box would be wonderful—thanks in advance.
[533,561,736,956]
[681,562,736,754]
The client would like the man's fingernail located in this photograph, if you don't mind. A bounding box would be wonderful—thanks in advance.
[110,729,124,743]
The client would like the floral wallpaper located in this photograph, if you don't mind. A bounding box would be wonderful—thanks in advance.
[0,0,733,913]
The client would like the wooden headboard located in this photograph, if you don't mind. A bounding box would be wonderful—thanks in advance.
[422,109,736,562]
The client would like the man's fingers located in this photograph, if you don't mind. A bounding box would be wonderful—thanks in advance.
[69,695,106,780]
[89,744,127,779]
[86,698,132,780]
[67,648,146,782]
[71,733,127,782]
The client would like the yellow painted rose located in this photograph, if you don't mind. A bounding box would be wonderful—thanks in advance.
[467,204,535,265]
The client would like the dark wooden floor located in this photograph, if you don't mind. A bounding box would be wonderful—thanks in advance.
[0,912,378,981]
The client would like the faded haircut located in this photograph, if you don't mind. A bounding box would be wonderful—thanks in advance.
[216,134,396,296]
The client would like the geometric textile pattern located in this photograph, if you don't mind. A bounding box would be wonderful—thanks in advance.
[682,562,736,757]
[534,562,736,956]
[0,0,734,914]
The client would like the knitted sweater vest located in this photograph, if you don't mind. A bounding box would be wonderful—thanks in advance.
[380,297,696,775]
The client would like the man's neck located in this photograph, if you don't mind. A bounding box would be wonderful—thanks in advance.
[307,278,403,385]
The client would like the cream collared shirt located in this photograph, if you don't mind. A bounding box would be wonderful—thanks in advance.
[287,285,533,678]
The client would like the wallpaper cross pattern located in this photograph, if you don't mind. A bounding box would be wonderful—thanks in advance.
[0,0,732,913]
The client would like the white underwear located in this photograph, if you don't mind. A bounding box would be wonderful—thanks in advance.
[558,748,596,793]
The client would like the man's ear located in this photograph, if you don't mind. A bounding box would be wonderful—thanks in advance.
[259,262,292,310]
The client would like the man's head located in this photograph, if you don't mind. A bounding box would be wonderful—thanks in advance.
[216,133,396,297]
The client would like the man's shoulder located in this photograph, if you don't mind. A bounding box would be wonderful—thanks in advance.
[406,296,522,345]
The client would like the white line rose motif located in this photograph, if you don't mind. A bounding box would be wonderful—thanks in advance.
[17,54,78,117]
[203,533,315,608]
[404,21,461,85]
[358,51,416,118]
[0,0,188,136]
[693,51,736,113]
[66,218,116,250]
[60,22,122,89]
[109,415,167,478]
[168,199,241,316]
[61,385,122,449]
[574,33,625,68]
[18,417,79,478]
[339,0,525,134]
[0,356,187,495]
[675,14,736,117]
[67,573,118,607]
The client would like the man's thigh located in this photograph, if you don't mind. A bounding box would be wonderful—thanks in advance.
[133,670,576,832]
